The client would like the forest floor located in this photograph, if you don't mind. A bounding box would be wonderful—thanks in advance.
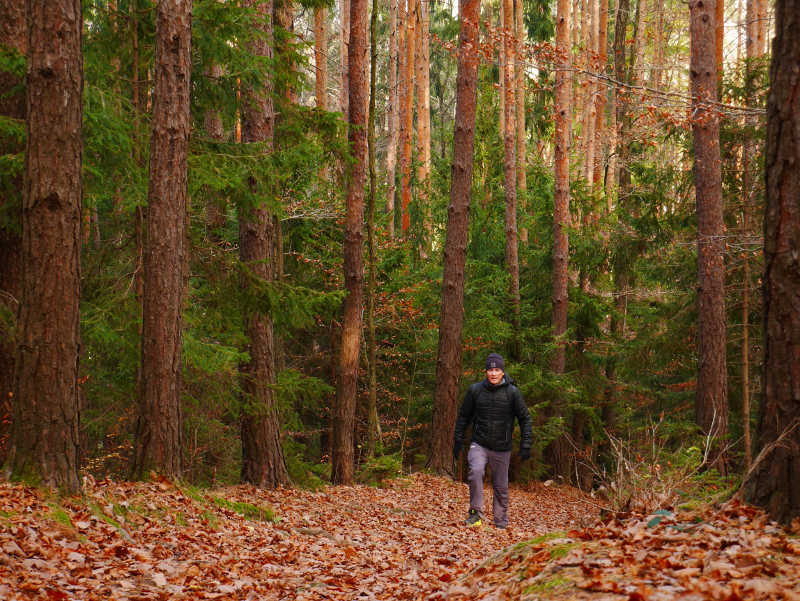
[0,472,798,600]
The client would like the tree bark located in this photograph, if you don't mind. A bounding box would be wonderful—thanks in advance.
[428,0,481,475]
[239,0,289,489]
[583,0,599,182]
[690,0,728,473]
[315,6,328,111]
[133,0,191,480]
[745,0,800,524]
[547,0,572,480]
[415,0,432,254]
[515,0,528,245]
[386,0,399,238]
[7,0,82,492]
[400,0,415,233]
[339,0,350,119]
[332,0,368,485]
[592,0,609,191]
[0,0,26,463]
[503,0,521,359]
[366,0,382,456]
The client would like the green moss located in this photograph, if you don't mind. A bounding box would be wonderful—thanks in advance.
[211,496,277,522]
[174,511,188,527]
[47,504,74,529]
[523,575,572,595]
[549,543,576,559]
[201,510,219,529]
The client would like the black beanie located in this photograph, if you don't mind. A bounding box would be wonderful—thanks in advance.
[485,353,504,371]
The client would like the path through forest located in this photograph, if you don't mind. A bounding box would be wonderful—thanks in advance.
[0,473,597,600]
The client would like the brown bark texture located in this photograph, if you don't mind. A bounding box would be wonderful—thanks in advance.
[332,0,368,485]
[690,0,728,470]
[515,0,528,245]
[315,7,328,111]
[239,0,289,489]
[745,0,800,524]
[548,0,572,480]
[592,0,609,190]
[400,0,415,233]
[0,0,26,461]
[385,0,399,238]
[8,0,82,492]
[133,0,191,480]
[429,0,480,475]
[415,0,432,251]
[503,0,520,358]
[340,0,350,118]
[204,63,227,241]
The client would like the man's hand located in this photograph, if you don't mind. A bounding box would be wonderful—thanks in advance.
[518,448,530,462]
[453,441,462,461]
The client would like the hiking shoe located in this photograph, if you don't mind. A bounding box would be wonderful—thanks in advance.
[465,509,482,527]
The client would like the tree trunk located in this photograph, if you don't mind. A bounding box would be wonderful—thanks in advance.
[592,0,609,191]
[239,0,289,489]
[366,0,382,456]
[315,7,328,111]
[204,63,226,243]
[133,0,191,480]
[583,0,599,182]
[400,0,415,233]
[7,0,82,492]
[502,0,521,359]
[339,0,350,119]
[716,0,724,77]
[386,0,399,238]
[650,0,664,89]
[515,0,528,245]
[332,0,368,485]
[547,0,572,480]
[690,0,728,473]
[428,0,481,475]
[0,0,26,464]
[415,0,432,255]
[745,0,800,524]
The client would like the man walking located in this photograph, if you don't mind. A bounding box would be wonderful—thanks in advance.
[453,353,533,528]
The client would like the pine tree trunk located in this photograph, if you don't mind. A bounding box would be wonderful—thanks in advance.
[385,0,399,238]
[716,0,724,76]
[548,0,572,480]
[133,0,191,480]
[332,0,368,485]
[592,0,609,190]
[690,0,728,473]
[8,0,82,492]
[0,0,26,463]
[650,0,664,89]
[515,0,528,245]
[415,0,432,254]
[204,63,226,243]
[239,0,289,489]
[400,0,415,233]
[745,0,800,523]
[340,0,350,119]
[366,0,382,456]
[583,0,599,182]
[315,6,328,110]
[429,0,481,475]
[503,0,521,359]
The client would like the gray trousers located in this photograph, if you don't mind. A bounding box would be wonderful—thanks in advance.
[467,442,511,527]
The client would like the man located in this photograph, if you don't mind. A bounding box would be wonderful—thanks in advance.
[452,352,533,528]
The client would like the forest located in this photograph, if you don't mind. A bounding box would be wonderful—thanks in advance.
[1,0,799,573]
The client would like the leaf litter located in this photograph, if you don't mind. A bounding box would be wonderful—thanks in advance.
[0,474,797,600]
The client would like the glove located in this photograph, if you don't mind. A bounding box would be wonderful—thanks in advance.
[453,441,462,461]
[518,448,530,462]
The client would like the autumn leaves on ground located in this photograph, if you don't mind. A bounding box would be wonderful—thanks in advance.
[2,474,799,601]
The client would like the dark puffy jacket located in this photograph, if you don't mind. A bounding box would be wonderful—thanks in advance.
[453,377,533,452]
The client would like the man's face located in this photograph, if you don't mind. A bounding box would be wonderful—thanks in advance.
[486,368,504,385]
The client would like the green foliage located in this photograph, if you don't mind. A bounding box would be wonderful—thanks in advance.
[356,452,404,486]
[210,496,277,522]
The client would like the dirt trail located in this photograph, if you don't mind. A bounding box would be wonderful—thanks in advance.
[0,473,598,600]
